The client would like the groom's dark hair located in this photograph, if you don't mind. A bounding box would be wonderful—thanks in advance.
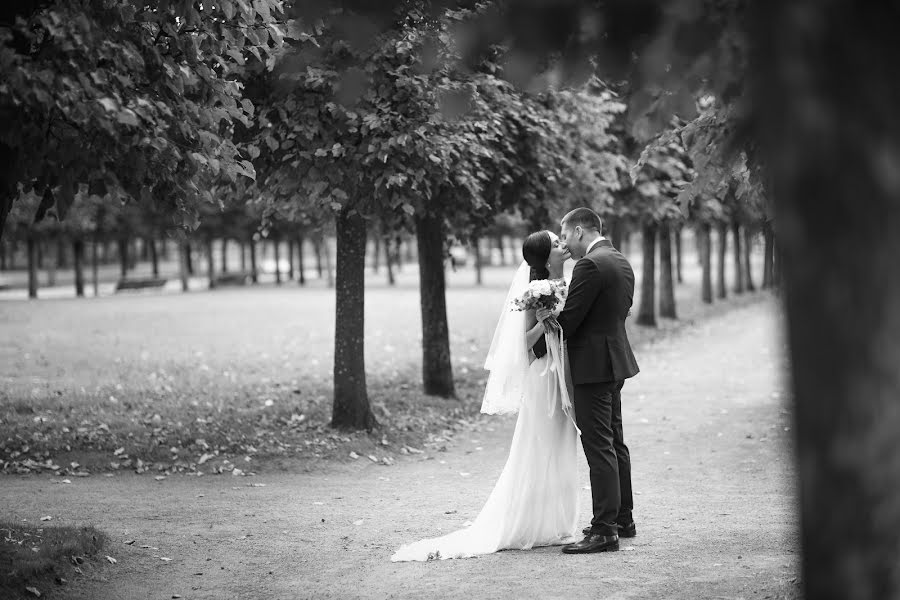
[561,207,603,232]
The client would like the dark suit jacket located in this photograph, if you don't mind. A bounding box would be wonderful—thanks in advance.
[540,239,639,385]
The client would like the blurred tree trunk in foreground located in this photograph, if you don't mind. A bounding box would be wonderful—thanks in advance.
[753,2,900,597]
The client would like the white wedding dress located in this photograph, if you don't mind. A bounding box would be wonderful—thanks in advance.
[391,265,580,562]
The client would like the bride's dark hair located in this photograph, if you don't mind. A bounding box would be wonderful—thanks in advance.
[522,231,551,281]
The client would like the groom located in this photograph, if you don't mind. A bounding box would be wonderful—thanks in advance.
[538,207,639,554]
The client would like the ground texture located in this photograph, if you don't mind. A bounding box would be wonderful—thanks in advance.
[2,299,800,600]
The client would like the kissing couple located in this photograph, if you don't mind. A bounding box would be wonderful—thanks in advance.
[392,207,640,562]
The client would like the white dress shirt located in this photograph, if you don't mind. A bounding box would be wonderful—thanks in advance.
[585,236,607,255]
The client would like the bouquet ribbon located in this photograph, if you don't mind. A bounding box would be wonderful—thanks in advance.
[541,317,581,435]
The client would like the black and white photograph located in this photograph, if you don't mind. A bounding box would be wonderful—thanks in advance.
[1,1,893,599]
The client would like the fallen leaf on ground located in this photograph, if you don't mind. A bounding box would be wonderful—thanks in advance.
[367,455,378,463]
[349,451,359,459]
[160,557,172,562]
[353,519,364,526]
[459,472,471,477]
[40,516,52,521]
[154,476,166,481]
[25,586,41,597]
[106,556,117,564]
[124,540,136,545]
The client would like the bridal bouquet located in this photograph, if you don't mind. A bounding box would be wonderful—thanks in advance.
[510,279,567,315]
[510,278,578,432]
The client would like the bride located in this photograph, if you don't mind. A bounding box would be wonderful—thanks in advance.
[391,230,581,562]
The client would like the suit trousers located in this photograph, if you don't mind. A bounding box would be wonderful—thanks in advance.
[573,380,633,534]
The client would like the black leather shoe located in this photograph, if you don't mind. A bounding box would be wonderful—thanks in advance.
[582,522,636,538]
[562,533,619,554]
[617,521,636,538]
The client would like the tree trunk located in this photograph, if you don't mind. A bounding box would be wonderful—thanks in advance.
[56,236,67,268]
[73,238,85,298]
[0,192,13,247]
[128,238,137,270]
[731,221,745,294]
[159,239,170,260]
[372,233,381,274]
[609,216,624,250]
[27,233,38,299]
[149,238,159,277]
[322,236,335,288]
[384,234,395,286]
[46,238,57,287]
[473,236,483,286]
[274,239,282,285]
[742,226,756,292]
[0,239,6,271]
[249,240,258,284]
[494,235,505,265]
[91,238,100,297]
[636,223,657,327]
[185,242,194,275]
[178,238,190,292]
[404,236,415,264]
[117,238,128,279]
[36,240,43,269]
[331,210,377,430]
[700,223,713,304]
[762,221,775,289]
[752,4,900,597]
[287,239,295,281]
[674,226,683,284]
[659,224,677,319]
[220,238,228,273]
[416,214,455,397]
[101,241,110,264]
[716,222,728,299]
[240,242,247,272]
[297,235,306,286]
[313,238,323,279]
[206,238,216,289]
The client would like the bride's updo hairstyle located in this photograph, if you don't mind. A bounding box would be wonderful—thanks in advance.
[522,230,552,281]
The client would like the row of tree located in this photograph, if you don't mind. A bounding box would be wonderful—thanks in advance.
[0,2,771,432]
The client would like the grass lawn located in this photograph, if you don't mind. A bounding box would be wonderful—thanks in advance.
[0,248,770,477]
[0,520,106,599]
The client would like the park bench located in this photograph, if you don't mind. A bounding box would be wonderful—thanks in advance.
[114,277,168,292]
[213,271,253,287]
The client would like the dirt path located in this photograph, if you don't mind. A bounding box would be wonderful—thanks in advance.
[2,299,799,600]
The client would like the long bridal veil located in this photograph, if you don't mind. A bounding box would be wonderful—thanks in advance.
[480,261,531,416]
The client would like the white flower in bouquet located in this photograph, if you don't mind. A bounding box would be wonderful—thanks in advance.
[510,279,567,313]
